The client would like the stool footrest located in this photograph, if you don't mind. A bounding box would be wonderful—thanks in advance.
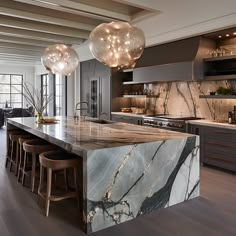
[38,191,77,201]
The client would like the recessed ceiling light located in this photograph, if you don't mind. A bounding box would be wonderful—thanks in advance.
[233,32,236,35]
[226,34,230,37]
[218,36,222,38]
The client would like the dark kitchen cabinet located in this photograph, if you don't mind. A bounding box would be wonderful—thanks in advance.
[188,123,236,171]
[112,114,143,125]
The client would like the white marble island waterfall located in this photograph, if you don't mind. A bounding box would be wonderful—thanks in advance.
[7,117,200,234]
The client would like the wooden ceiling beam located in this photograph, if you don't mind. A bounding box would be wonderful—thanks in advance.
[0,41,44,52]
[0,15,90,39]
[0,34,59,47]
[0,6,96,31]
[0,26,84,45]
[113,0,160,12]
[13,0,130,21]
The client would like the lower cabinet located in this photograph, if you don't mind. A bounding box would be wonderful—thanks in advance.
[188,124,236,172]
[112,114,143,125]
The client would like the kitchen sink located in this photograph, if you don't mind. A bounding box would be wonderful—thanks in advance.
[89,119,114,124]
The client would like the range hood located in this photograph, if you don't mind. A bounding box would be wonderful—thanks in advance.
[132,36,215,82]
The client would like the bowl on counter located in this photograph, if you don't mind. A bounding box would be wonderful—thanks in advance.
[121,107,132,113]
[131,107,137,113]
[135,108,145,114]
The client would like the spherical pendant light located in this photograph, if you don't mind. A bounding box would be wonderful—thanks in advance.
[41,44,79,75]
[89,21,145,69]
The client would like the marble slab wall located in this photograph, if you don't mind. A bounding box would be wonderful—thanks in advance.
[85,136,199,233]
[130,80,236,121]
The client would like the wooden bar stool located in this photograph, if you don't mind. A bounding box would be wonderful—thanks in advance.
[8,132,32,174]
[22,140,57,192]
[5,129,27,168]
[38,150,81,217]
[17,136,37,181]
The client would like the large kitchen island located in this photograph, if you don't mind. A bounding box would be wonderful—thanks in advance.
[7,117,200,234]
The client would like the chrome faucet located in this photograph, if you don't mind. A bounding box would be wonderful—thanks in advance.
[74,101,88,120]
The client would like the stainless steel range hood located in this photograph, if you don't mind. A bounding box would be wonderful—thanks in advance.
[132,36,215,82]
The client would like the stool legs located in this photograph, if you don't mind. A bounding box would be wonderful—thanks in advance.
[14,142,20,176]
[64,169,69,192]
[9,140,15,172]
[31,153,37,192]
[38,164,45,195]
[17,143,23,181]
[74,168,80,208]
[46,168,52,217]
[22,151,27,186]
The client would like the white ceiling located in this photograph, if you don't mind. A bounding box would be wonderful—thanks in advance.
[0,0,235,65]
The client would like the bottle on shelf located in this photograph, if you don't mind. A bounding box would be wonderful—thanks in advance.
[228,112,232,124]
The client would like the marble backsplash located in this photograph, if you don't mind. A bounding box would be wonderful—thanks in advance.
[130,80,236,121]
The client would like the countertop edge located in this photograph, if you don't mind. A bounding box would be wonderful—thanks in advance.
[187,120,236,130]
[111,112,146,118]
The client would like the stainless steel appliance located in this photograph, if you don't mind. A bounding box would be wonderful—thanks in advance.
[143,115,201,132]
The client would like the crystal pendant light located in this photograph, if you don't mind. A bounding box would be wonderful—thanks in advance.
[41,44,79,75]
[89,21,145,69]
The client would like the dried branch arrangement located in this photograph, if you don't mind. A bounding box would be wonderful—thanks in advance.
[21,82,53,114]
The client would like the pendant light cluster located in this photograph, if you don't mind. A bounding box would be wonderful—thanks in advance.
[41,44,79,76]
[89,21,145,69]
[41,22,145,74]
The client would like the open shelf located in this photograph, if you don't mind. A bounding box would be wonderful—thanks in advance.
[204,55,236,62]
[199,95,236,99]
[122,81,147,85]
[123,95,159,98]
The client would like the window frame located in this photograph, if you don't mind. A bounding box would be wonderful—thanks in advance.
[41,73,67,116]
[0,74,23,108]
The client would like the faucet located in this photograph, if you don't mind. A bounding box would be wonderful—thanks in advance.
[74,101,88,120]
[98,112,107,120]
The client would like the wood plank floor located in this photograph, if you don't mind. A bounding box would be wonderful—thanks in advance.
[0,127,236,235]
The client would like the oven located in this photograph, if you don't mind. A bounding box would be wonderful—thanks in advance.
[143,115,201,133]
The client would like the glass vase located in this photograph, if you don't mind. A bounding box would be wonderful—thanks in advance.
[36,112,44,123]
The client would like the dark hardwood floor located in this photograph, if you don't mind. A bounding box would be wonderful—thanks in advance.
[0,127,236,235]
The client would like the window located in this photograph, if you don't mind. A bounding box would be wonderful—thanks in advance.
[0,74,23,108]
[55,74,62,116]
[41,74,67,116]
[41,74,50,115]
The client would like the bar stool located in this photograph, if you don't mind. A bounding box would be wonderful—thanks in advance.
[5,129,27,168]
[38,150,81,217]
[17,136,37,181]
[8,132,32,174]
[22,140,57,192]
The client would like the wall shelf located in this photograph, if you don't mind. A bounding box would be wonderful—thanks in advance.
[123,95,159,98]
[204,75,236,80]
[122,81,147,85]
[199,95,236,99]
[204,55,236,62]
